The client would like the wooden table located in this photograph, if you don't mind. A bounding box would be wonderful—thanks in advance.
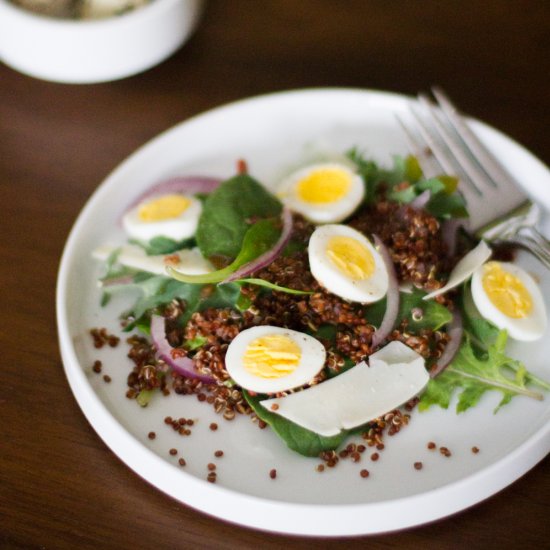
[2,1,548,548]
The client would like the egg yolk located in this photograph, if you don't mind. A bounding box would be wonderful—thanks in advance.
[138,195,191,222]
[243,334,301,379]
[482,262,533,319]
[326,236,375,280]
[296,168,351,204]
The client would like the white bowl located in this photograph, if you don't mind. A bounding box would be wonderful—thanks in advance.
[0,0,204,83]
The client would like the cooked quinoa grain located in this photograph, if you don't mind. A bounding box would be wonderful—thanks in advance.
[116,205,455,474]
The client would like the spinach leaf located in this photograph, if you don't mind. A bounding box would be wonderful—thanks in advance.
[419,331,549,413]
[365,288,453,332]
[231,278,313,295]
[461,283,499,351]
[132,277,202,320]
[196,174,282,259]
[426,192,468,219]
[199,282,243,311]
[168,218,281,284]
[243,390,348,457]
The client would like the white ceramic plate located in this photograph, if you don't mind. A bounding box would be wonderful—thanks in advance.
[56,88,550,536]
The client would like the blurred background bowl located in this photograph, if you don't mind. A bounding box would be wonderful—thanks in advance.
[0,0,204,83]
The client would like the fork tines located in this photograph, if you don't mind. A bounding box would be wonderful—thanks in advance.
[398,87,529,231]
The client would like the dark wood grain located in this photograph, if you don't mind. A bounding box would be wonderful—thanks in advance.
[1,1,549,548]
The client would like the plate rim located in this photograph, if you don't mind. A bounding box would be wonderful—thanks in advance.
[56,87,550,536]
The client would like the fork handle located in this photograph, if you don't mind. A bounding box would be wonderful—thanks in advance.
[509,228,550,269]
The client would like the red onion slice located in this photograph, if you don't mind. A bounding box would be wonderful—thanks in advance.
[441,218,465,258]
[150,314,215,384]
[410,189,431,210]
[123,176,222,216]
[429,309,463,378]
[222,207,293,283]
[371,235,400,349]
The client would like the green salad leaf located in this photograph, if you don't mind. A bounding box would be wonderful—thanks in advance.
[419,330,548,413]
[243,390,349,456]
[460,285,550,390]
[129,235,196,256]
[347,149,418,204]
[365,288,453,333]
[196,174,282,259]
[99,249,250,332]
[184,336,208,350]
[347,150,468,219]
[231,278,314,296]
[168,218,281,284]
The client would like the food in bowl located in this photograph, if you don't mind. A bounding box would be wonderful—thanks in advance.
[91,150,550,459]
[11,0,150,19]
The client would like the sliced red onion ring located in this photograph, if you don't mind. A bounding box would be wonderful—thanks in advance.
[123,176,222,216]
[222,207,293,283]
[150,314,215,384]
[441,218,465,258]
[429,309,463,378]
[371,235,400,349]
[410,189,431,210]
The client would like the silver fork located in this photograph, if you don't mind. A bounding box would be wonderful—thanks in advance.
[398,87,550,269]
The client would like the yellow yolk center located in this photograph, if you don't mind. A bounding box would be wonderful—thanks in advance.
[326,236,375,280]
[482,262,533,319]
[296,168,351,204]
[138,194,191,222]
[243,334,301,379]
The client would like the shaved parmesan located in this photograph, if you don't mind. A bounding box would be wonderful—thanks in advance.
[260,341,428,437]
[92,243,213,277]
[423,240,492,300]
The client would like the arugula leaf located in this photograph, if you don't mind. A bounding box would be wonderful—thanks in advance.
[347,150,467,219]
[461,285,550,391]
[388,184,417,204]
[419,331,546,413]
[119,276,203,331]
[167,218,281,284]
[129,236,196,255]
[365,288,453,333]
[347,149,415,204]
[99,247,137,285]
[243,390,348,457]
[184,336,208,350]
[196,174,282,259]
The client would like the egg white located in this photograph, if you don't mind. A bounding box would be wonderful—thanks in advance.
[308,224,389,303]
[471,261,547,341]
[122,194,202,241]
[276,162,364,223]
[224,326,326,394]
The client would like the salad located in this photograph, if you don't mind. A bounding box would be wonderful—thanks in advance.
[92,150,550,458]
